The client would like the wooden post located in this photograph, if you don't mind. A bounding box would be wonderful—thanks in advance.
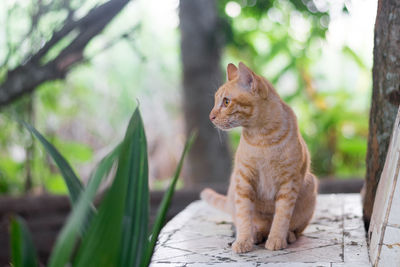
[368,107,400,266]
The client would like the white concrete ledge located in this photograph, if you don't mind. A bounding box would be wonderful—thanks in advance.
[151,194,370,267]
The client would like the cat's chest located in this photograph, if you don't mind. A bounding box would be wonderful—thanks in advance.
[256,157,278,200]
[236,140,281,200]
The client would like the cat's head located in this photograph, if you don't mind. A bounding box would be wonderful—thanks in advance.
[209,62,268,130]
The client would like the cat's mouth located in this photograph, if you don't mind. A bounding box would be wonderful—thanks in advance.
[212,120,237,131]
[216,125,232,131]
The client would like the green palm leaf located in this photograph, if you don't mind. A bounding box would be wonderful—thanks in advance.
[48,144,121,267]
[10,216,38,267]
[73,108,149,267]
[22,122,83,205]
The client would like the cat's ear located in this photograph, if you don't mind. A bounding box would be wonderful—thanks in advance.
[238,62,255,92]
[227,63,238,81]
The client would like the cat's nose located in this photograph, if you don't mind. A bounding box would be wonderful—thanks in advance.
[209,113,216,121]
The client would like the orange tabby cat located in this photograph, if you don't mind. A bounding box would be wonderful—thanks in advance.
[201,62,317,253]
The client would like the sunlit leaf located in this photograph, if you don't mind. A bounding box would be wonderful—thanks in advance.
[342,45,368,70]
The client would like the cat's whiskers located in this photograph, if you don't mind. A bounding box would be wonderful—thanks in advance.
[217,128,222,144]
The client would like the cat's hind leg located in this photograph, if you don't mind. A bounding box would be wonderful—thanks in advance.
[287,231,296,244]
[289,172,317,238]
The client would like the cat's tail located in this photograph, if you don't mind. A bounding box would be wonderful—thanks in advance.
[200,188,228,212]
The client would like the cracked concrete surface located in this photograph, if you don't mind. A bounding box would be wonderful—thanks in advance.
[151,194,370,266]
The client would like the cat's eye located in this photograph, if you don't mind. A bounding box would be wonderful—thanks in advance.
[223,98,230,107]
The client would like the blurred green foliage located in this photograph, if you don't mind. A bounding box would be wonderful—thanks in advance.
[221,0,369,178]
[0,0,372,195]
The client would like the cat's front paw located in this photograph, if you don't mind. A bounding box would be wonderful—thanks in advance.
[265,235,287,251]
[232,239,253,254]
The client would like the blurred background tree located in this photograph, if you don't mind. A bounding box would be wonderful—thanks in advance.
[179,0,232,189]
[0,0,375,195]
[0,0,136,194]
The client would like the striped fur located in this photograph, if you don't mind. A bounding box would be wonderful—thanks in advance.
[202,62,318,253]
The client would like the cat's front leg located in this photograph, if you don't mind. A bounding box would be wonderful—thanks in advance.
[232,171,256,254]
[266,181,299,251]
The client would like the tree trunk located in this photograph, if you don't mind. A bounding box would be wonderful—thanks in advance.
[179,0,232,189]
[363,0,400,230]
